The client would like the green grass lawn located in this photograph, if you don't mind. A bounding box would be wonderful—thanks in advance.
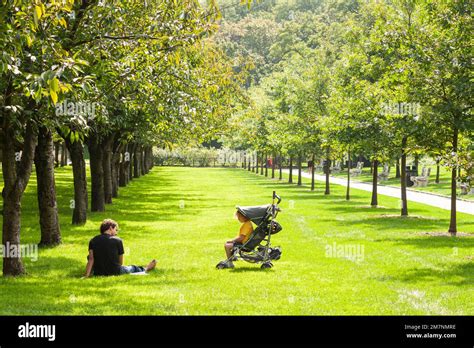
[327,164,474,201]
[0,166,473,315]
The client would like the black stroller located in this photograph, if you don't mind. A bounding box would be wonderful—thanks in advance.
[216,191,283,269]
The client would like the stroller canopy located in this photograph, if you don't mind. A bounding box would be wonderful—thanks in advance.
[236,205,270,225]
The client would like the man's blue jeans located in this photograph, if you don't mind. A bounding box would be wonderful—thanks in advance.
[119,265,145,274]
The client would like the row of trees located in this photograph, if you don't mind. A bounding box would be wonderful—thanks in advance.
[0,0,246,276]
[220,0,472,235]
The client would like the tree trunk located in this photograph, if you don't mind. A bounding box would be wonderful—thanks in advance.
[128,144,134,181]
[279,154,282,180]
[435,159,440,184]
[65,138,88,224]
[260,154,264,175]
[134,144,141,178]
[414,154,419,176]
[112,142,123,198]
[265,154,268,177]
[119,147,127,187]
[448,128,458,236]
[311,153,315,191]
[149,147,154,170]
[395,158,401,179]
[88,133,105,212]
[142,147,148,173]
[288,156,293,184]
[2,118,37,276]
[401,137,408,216]
[346,149,351,200]
[271,153,275,179]
[297,154,302,186]
[54,142,60,168]
[141,147,146,175]
[254,153,258,173]
[60,142,67,167]
[125,144,131,184]
[35,126,61,246]
[102,136,114,204]
[248,156,251,171]
[324,148,331,195]
[371,159,378,207]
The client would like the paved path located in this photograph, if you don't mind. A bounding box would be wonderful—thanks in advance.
[284,169,474,215]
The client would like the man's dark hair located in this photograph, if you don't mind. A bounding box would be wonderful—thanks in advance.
[100,219,118,234]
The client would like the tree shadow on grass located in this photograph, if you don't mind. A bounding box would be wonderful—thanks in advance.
[66,266,168,278]
[351,216,448,232]
[0,275,181,315]
[374,235,474,249]
[229,266,274,273]
[387,262,473,286]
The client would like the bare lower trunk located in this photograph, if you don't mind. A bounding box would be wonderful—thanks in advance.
[414,154,419,176]
[128,144,134,181]
[401,137,408,216]
[288,156,293,184]
[324,149,330,195]
[271,153,275,179]
[88,133,105,212]
[66,139,88,225]
[2,118,37,276]
[346,149,351,200]
[279,154,282,180]
[54,142,60,168]
[111,142,123,198]
[102,136,114,204]
[311,153,315,191]
[297,154,302,186]
[435,159,440,184]
[119,145,127,187]
[35,126,61,246]
[265,154,268,177]
[448,128,458,236]
[371,159,378,207]
[60,142,67,167]
[148,147,154,171]
[134,144,141,178]
[141,147,146,175]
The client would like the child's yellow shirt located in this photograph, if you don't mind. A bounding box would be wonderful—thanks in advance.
[238,221,254,243]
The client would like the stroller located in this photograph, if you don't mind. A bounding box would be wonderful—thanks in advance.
[216,191,283,269]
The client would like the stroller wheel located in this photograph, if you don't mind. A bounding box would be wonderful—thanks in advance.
[261,262,273,269]
[216,261,226,269]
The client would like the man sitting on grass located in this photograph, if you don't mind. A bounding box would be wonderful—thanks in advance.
[84,219,156,277]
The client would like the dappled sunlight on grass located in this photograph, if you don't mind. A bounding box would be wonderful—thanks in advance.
[0,166,473,315]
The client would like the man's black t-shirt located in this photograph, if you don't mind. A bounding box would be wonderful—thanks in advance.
[88,234,124,275]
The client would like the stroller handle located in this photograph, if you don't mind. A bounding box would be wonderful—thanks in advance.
[273,191,281,204]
